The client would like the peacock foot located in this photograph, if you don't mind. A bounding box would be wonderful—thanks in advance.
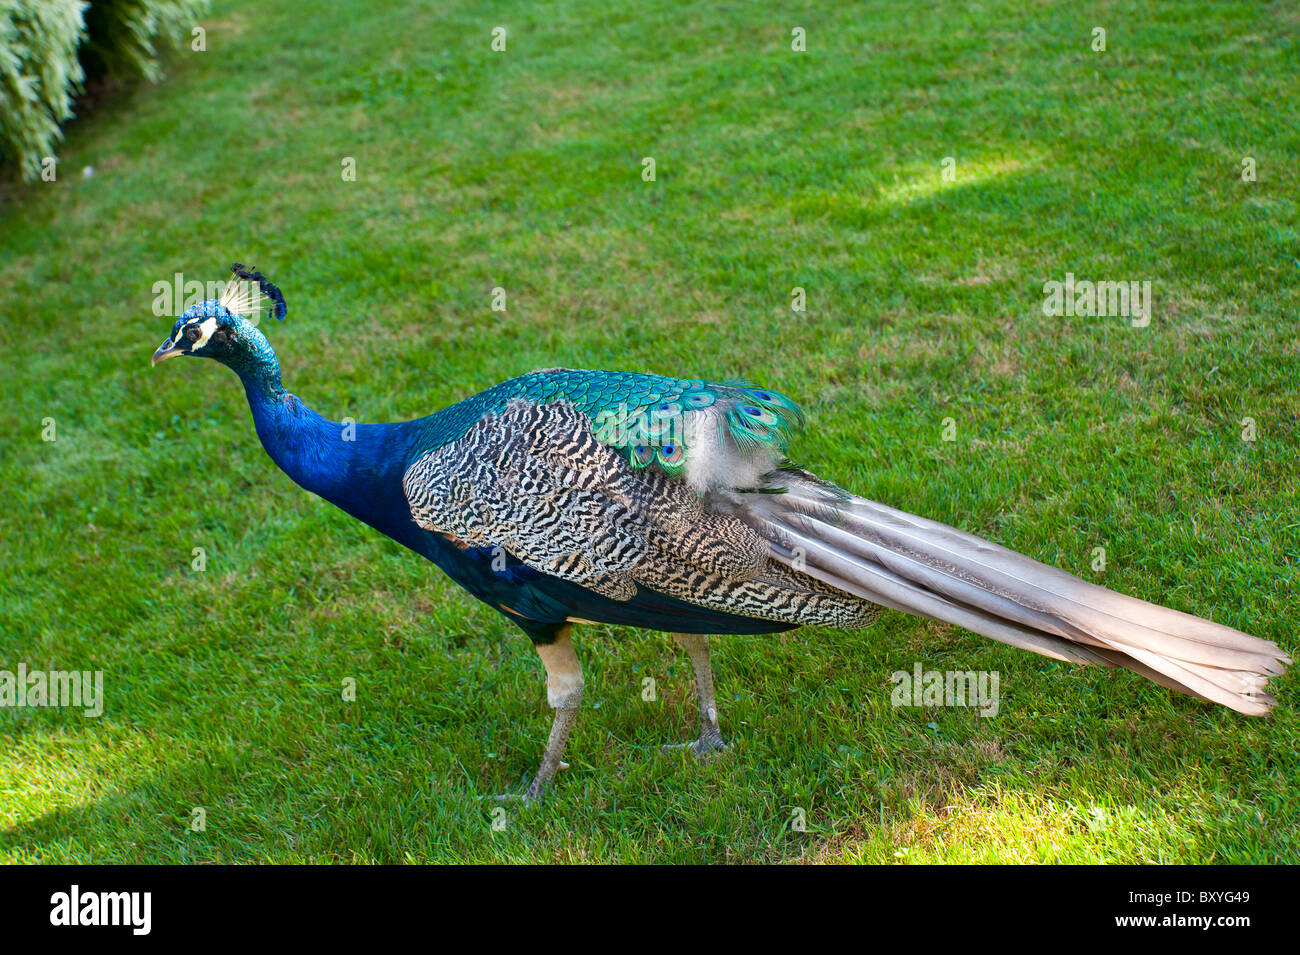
[491,761,568,804]
[492,788,542,806]
[661,732,730,759]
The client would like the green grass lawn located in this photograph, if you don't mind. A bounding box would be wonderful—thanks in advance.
[1,0,1297,863]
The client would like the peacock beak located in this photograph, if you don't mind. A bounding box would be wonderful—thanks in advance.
[151,339,183,365]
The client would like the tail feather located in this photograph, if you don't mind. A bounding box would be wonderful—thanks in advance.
[762,532,1114,667]
[720,470,1290,716]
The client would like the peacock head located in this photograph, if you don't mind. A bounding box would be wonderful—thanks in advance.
[152,263,287,369]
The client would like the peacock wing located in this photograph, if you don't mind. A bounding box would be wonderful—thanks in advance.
[401,398,876,628]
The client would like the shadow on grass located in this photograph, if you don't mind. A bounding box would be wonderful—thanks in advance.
[2,616,1292,863]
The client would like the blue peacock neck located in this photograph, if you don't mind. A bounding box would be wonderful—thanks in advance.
[225,327,420,544]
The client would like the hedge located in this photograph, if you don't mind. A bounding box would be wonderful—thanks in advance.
[0,0,207,181]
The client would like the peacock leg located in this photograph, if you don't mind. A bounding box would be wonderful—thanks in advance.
[499,626,584,804]
[662,632,729,757]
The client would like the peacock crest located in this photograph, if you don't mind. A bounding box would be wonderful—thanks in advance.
[217,262,288,324]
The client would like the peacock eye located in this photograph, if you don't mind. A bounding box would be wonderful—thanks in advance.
[184,325,202,342]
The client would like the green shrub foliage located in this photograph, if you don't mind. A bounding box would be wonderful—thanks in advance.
[0,0,88,180]
[81,0,207,83]
[0,0,206,180]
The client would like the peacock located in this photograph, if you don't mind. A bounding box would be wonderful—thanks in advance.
[153,265,1290,802]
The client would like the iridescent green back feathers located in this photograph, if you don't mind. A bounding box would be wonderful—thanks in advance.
[591,379,804,479]
[415,369,806,487]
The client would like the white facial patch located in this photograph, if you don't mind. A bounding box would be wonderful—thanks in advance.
[187,316,219,349]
